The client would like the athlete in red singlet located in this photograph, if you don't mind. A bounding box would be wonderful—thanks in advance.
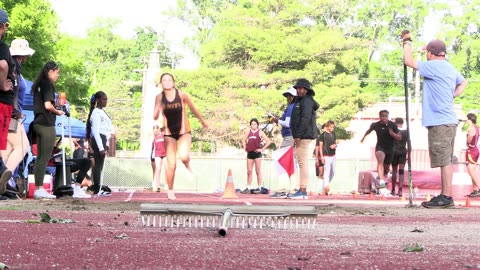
[152,125,166,192]
[153,73,208,200]
[466,113,480,197]
[240,118,271,194]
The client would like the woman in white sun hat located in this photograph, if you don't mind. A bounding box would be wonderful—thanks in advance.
[0,38,35,196]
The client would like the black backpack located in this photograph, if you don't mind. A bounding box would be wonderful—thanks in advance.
[53,185,74,197]
[3,184,21,199]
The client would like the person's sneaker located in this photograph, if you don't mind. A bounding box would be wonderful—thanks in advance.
[270,191,288,199]
[73,185,91,199]
[288,190,308,200]
[421,195,454,209]
[0,195,8,200]
[251,188,261,194]
[240,188,251,194]
[167,190,176,200]
[97,190,111,197]
[467,190,480,197]
[323,185,330,196]
[0,168,12,195]
[33,189,56,199]
[260,187,269,194]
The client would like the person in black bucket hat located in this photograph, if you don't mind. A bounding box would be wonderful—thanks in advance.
[293,78,315,96]
[289,78,319,199]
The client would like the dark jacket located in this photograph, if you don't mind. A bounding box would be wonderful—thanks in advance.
[291,95,319,139]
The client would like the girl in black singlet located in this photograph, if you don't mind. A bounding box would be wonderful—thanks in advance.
[153,73,208,200]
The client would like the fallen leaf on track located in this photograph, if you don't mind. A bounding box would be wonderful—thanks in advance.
[38,212,76,224]
[403,243,424,252]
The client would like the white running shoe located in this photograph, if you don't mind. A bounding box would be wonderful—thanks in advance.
[33,189,56,199]
[73,185,91,199]
[167,190,176,200]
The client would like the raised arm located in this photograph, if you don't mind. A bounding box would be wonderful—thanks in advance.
[401,30,418,70]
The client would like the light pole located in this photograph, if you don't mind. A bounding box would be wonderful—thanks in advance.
[135,49,161,157]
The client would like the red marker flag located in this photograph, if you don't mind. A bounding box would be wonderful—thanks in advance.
[272,146,295,178]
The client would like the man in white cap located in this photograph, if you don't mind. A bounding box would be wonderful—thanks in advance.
[270,86,298,199]
[0,38,35,198]
[402,31,468,208]
[0,9,14,200]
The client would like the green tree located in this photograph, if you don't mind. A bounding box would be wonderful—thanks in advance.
[72,20,175,150]
[440,0,480,111]
[2,0,60,80]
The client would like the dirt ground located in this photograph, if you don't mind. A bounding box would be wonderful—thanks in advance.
[1,191,480,270]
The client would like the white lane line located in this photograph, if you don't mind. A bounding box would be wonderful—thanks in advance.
[124,190,135,202]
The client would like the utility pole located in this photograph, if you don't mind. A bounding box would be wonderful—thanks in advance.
[138,48,161,157]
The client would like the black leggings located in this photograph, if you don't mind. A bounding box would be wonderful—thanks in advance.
[92,134,107,194]
[69,158,91,184]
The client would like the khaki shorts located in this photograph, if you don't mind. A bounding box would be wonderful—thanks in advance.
[428,125,456,168]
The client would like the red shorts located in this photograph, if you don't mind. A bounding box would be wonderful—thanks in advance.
[0,103,13,150]
[467,147,479,165]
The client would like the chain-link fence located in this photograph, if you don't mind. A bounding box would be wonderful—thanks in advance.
[102,157,371,193]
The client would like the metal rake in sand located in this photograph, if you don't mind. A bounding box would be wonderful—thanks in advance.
[140,203,318,236]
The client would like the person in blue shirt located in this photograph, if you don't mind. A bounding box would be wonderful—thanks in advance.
[403,31,468,208]
[270,86,297,199]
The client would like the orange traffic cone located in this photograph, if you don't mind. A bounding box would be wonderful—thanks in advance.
[426,194,431,201]
[465,197,471,208]
[381,194,385,200]
[221,169,238,199]
[368,192,374,200]
[401,194,405,201]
